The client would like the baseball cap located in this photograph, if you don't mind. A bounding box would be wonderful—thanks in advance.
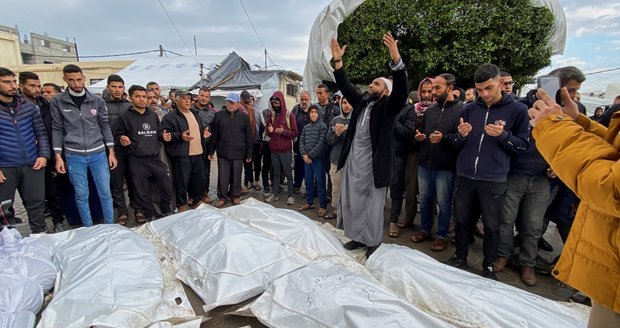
[225,92,240,103]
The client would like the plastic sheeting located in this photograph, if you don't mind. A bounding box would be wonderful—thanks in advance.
[250,258,454,327]
[0,311,35,328]
[0,255,56,293]
[221,198,350,261]
[303,0,566,91]
[37,225,166,328]
[146,209,306,312]
[365,244,590,328]
[0,275,43,314]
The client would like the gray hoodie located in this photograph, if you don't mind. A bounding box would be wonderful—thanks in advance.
[326,110,351,165]
[50,89,114,155]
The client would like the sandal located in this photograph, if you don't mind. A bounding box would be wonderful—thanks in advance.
[317,208,327,217]
[430,237,448,252]
[389,222,399,238]
[397,219,413,229]
[299,204,314,211]
[135,212,147,224]
[116,214,127,226]
[411,231,431,243]
[254,183,262,191]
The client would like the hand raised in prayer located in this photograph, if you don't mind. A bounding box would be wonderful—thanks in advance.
[330,38,347,62]
[458,118,472,137]
[383,32,401,63]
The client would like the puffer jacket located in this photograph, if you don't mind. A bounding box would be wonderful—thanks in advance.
[533,111,620,313]
[0,95,50,167]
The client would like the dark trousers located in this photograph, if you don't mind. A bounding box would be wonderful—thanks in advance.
[203,152,211,196]
[271,151,293,197]
[217,157,244,199]
[253,142,262,182]
[261,142,272,191]
[0,165,46,233]
[454,176,507,268]
[45,165,68,225]
[129,156,172,218]
[110,151,132,215]
[171,155,205,207]
[244,143,260,185]
[389,155,407,222]
[293,142,304,189]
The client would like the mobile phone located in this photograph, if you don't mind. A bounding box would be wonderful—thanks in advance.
[537,75,561,103]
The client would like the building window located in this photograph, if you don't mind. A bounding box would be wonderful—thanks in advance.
[39,39,50,47]
[62,46,72,53]
[286,83,298,97]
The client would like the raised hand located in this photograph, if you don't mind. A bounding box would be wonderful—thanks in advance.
[330,38,347,62]
[415,129,426,141]
[458,118,472,137]
[429,130,443,144]
[382,32,401,63]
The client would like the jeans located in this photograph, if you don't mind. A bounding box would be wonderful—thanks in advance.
[418,166,455,238]
[66,151,113,226]
[498,175,549,267]
[454,176,507,268]
[304,158,326,208]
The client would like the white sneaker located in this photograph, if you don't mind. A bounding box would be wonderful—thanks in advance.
[287,197,295,205]
[265,195,279,203]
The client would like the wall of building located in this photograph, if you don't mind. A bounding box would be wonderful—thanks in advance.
[5,60,134,89]
[0,30,23,66]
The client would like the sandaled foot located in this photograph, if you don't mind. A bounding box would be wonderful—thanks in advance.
[135,212,147,224]
[116,214,127,226]
[298,203,314,211]
[317,208,327,217]
[411,231,431,243]
[430,237,447,252]
[389,222,399,238]
[397,219,413,229]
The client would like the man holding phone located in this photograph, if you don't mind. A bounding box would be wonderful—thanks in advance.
[447,63,531,281]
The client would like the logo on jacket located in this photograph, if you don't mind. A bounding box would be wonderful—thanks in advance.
[142,123,151,131]
[90,109,97,116]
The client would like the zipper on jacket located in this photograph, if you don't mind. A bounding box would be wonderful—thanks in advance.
[473,106,491,175]
[79,106,88,154]
[9,106,28,161]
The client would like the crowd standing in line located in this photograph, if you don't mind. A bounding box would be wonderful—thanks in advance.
[1,32,619,325]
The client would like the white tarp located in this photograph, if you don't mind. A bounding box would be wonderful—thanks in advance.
[365,244,590,328]
[0,311,35,328]
[146,209,306,312]
[0,255,56,293]
[303,0,566,91]
[88,55,226,94]
[37,225,166,328]
[250,258,454,328]
[0,275,43,314]
[220,198,350,261]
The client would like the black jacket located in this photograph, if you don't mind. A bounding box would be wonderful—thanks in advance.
[208,108,253,160]
[116,107,163,157]
[160,108,206,159]
[453,94,530,182]
[104,94,131,153]
[417,100,463,171]
[335,60,408,188]
[392,104,416,157]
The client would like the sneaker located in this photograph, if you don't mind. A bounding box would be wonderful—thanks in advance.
[482,266,499,281]
[287,197,295,205]
[265,195,279,203]
[444,254,468,270]
[53,223,65,233]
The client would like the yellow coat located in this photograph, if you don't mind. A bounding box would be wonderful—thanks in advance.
[533,112,620,312]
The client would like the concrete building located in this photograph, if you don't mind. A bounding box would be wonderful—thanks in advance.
[0,24,77,65]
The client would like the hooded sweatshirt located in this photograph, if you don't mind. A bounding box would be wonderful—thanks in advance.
[265,91,298,153]
[326,108,352,165]
[452,93,530,182]
[115,106,163,157]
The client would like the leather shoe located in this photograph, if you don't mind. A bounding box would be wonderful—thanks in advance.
[343,240,365,250]
[520,266,537,286]
[444,254,468,270]
[494,256,509,272]
[538,237,554,252]
[366,244,380,258]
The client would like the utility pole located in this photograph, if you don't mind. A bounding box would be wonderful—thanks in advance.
[264,48,267,70]
[194,35,197,56]
[199,63,205,87]
[159,44,164,57]
[73,37,80,62]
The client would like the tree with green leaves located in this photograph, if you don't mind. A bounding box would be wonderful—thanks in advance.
[337,0,554,89]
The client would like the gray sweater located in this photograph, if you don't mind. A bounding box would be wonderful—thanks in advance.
[326,113,351,165]
[299,120,327,159]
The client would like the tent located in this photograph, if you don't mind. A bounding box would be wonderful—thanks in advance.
[88,55,226,94]
[191,52,302,112]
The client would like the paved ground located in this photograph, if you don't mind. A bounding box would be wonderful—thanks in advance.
[10,160,578,327]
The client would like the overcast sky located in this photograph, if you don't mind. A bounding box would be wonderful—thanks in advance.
[3,0,619,93]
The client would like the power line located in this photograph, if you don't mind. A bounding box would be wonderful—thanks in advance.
[239,0,267,50]
[28,49,161,59]
[157,0,199,63]
[585,67,620,75]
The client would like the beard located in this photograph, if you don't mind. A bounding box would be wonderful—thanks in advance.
[436,92,449,105]
[273,105,282,113]
[362,90,382,103]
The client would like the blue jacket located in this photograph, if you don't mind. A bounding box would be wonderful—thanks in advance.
[300,120,328,159]
[0,96,50,167]
[452,93,530,182]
